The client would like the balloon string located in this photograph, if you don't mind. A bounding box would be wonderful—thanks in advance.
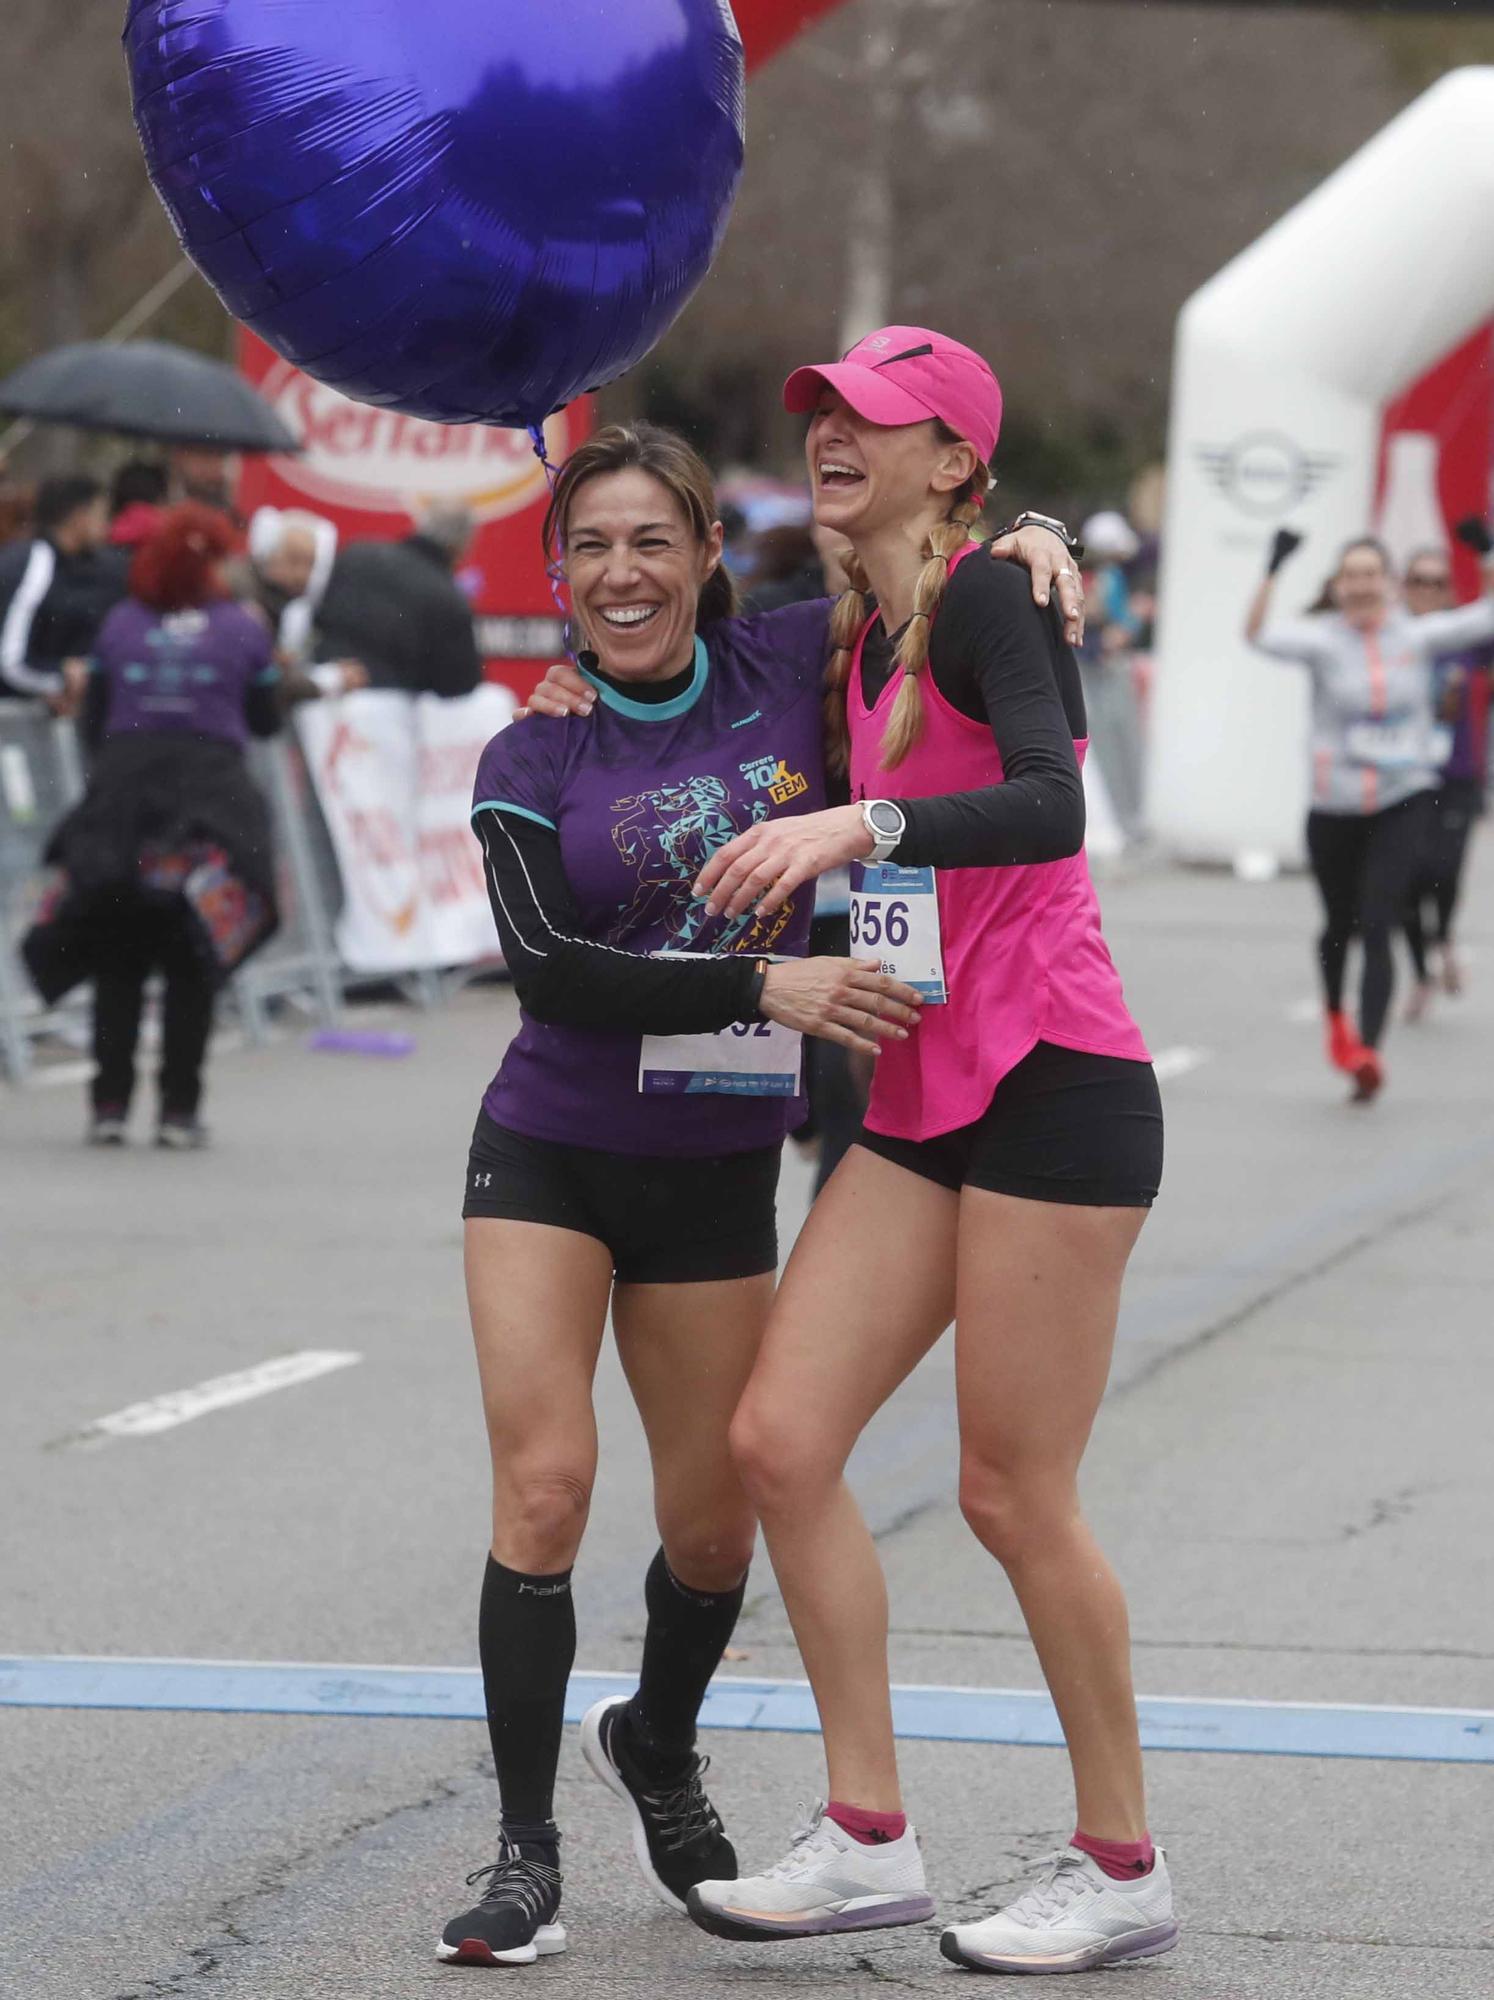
[527,419,574,645]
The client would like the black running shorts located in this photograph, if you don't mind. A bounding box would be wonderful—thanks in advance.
[855,1040,1163,1207]
[462,1112,781,1284]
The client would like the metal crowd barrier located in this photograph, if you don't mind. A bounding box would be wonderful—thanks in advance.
[0,705,343,1084]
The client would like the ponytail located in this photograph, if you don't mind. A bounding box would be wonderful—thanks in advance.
[822,454,993,776]
[823,547,873,778]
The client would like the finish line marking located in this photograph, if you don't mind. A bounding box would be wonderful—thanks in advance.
[1,1657,1488,1765]
[64,1351,362,1445]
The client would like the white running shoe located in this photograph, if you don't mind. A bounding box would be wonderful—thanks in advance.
[940,1845,1178,1974]
[687,1801,935,1942]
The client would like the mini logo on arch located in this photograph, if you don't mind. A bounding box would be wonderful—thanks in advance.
[1195,432,1341,520]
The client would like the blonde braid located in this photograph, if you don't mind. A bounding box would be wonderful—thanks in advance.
[822,547,872,778]
[879,466,992,770]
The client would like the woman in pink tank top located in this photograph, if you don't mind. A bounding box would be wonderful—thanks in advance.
[687,329,1177,1974]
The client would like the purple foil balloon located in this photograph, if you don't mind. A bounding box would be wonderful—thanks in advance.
[125,0,745,427]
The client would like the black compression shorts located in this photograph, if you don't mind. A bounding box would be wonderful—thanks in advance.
[855,1040,1163,1207]
[462,1112,781,1284]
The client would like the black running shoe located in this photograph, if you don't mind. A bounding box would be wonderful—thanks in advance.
[580,1694,736,1912]
[436,1835,566,1967]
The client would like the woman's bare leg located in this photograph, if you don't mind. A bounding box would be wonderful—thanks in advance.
[613,1273,773,1592]
[954,1189,1148,1839]
[465,1218,614,1573]
[730,1148,959,1811]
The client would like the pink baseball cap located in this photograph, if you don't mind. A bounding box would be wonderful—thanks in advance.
[783,325,1002,465]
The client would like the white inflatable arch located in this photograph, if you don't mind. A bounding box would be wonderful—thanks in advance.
[1149,67,1494,864]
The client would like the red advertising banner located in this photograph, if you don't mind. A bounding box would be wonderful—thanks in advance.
[236,331,591,700]
[736,0,848,66]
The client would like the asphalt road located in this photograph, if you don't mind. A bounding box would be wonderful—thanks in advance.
[3,851,1492,1998]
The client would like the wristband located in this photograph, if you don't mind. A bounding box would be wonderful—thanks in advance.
[746,957,770,1021]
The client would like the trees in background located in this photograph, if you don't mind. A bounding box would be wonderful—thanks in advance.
[1,0,1489,506]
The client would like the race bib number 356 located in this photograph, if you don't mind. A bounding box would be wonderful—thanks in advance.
[850,862,947,1004]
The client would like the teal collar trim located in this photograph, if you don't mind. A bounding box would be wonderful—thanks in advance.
[579,635,708,721]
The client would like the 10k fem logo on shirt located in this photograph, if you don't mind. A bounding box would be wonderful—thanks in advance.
[740,754,809,805]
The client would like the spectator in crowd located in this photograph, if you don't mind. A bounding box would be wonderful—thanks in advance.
[168,443,242,524]
[0,475,115,711]
[98,460,171,597]
[314,501,483,698]
[1078,509,1149,846]
[744,523,826,614]
[223,507,365,702]
[23,504,283,1148]
[107,459,169,554]
[0,476,33,549]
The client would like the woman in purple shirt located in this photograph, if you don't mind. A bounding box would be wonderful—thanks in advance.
[23,503,281,1147]
[439,422,1077,1967]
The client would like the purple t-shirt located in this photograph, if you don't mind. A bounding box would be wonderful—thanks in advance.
[95,598,275,747]
[473,601,832,1157]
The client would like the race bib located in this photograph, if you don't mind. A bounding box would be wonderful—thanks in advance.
[1346,718,1428,770]
[849,862,947,1004]
[640,1020,802,1097]
[639,949,803,1096]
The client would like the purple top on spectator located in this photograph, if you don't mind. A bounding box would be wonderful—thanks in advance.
[94,598,276,749]
[472,602,831,1156]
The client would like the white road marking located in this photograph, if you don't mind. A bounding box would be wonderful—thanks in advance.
[75,1351,362,1443]
[1287,997,1321,1025]
[1152,1045,1210,1082]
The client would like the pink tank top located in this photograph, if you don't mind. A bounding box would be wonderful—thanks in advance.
[848,543,1150,1141]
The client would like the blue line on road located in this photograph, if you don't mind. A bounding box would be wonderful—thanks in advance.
[2,1657,1489,1764]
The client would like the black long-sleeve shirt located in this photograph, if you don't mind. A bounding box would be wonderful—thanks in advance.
[861,553,1088,868]
[477,661,764,1035]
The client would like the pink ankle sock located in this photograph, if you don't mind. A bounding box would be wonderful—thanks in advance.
[1072,1829,1155,1880]
[826,1799,907,1846]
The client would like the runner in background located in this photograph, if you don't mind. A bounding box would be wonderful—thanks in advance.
[1401,529,1494,1016]
[683,329,1171,1977]
[1246,529,1494,1101]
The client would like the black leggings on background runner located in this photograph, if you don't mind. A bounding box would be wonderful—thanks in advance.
[1307,794,1432,1049]
[1403,778,1482,981]
[91,893,216,1117]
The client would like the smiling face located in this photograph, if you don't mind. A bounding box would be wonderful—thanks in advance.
[805,390,977,545]
[1332,542,1393,627]
[563,468,724,681]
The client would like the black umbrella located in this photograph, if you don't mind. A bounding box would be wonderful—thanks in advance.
[0,339,300,453]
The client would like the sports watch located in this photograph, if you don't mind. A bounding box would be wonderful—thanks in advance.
[999,510,1083,561]
[860,798,907,864]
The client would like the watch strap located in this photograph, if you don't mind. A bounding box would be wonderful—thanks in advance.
[1000,510,1082,560]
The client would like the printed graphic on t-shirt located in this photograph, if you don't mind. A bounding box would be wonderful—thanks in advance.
[607,768,796,954]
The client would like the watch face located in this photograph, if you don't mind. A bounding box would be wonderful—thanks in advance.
[868,802,903,837]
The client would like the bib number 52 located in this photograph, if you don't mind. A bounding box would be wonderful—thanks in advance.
[850,897,910,950]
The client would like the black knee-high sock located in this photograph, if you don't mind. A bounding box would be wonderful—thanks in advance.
[627,1548,747,1764]
[479,1556,575,1842]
